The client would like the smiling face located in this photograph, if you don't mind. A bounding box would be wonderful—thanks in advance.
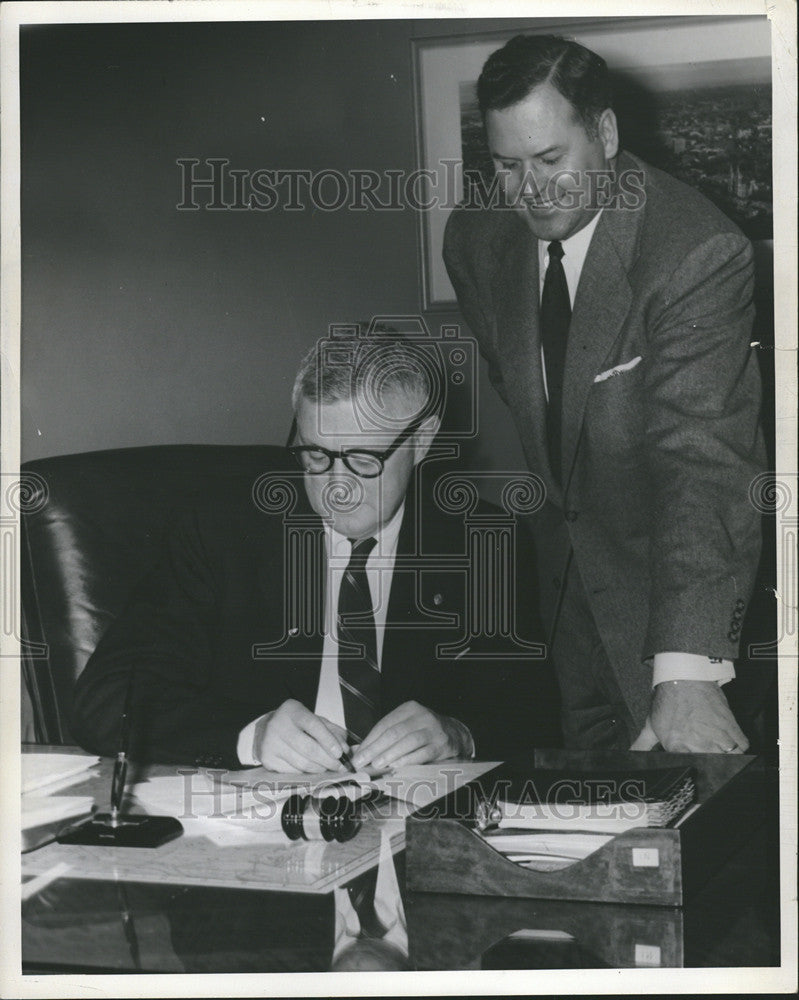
[296,394,433,541]
[485,81,618,242]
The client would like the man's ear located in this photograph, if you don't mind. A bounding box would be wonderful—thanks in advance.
[412,414,441,466]
[597,108,619,160]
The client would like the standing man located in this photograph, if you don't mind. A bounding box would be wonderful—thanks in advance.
[444,34,764,752]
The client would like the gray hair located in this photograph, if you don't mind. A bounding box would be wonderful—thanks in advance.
[291,334,444,427]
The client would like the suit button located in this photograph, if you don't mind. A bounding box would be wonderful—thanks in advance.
[565,510,579,523]
[736,598,745,609]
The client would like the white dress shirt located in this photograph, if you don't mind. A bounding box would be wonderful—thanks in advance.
[537,211,733,689]
[313,504,405,727]
[237,504,405,766]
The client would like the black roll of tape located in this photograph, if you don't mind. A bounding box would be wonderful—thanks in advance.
[281,793,362,843]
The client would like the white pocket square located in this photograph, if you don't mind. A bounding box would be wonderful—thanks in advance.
[594,356,642,383]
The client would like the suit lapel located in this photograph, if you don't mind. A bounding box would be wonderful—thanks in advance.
[561,157,642,491]
[256,506,326,705]
[493,218,562,503]
[380,490,458,705]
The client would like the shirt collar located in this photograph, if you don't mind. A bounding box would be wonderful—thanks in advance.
[328,500,405,560]
[538,208,603,274]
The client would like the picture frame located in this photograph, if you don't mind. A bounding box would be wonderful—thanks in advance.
[412,15,772,310]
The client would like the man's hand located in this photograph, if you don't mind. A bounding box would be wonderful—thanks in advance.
[349,701,472,771]
[253,699,349,772]
[647,680,749,753]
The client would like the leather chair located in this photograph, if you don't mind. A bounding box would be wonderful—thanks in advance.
[21,445,286,745]
[20,444,777,753]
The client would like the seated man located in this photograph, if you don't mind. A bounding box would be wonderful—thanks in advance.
[71,334,559,769]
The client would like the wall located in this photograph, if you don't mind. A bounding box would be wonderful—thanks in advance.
[20,17,537,476]
[20,16,773,475]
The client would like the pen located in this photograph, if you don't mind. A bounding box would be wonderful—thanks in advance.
[339,749,357,773]
[110,749,129,825]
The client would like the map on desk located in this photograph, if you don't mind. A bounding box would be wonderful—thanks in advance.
[21,760,498,895]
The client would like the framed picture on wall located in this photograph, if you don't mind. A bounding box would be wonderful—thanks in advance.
[412,14,772,310]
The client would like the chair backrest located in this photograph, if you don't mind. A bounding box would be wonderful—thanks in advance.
[21,444,287,744]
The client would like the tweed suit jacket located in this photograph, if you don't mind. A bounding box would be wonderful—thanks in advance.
[71,464,560,766]
[444,151,765,731]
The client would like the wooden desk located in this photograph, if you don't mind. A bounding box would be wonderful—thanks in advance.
[20,746,780,973]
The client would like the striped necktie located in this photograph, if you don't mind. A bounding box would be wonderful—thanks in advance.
[337,536,379,743]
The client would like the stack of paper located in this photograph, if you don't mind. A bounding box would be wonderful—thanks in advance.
[495,766,696,834]
[21,753,100,835]
[480,830,614,872]
[22,795,95,831]
[22,753,100,795]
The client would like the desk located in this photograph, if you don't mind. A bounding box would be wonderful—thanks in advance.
[20,746,780,973]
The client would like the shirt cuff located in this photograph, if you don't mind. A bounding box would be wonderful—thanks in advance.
[652,652,736,687]
[237,714,269,766]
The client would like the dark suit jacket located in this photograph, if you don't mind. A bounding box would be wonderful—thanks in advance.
[71,465,560,766]
[444,152,765,732]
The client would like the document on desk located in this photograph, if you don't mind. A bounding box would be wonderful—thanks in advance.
[24,762,500,894]
[128,759,499,840]
[214,759,499,817]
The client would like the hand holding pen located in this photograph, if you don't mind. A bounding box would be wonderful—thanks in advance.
[252,699,351,772]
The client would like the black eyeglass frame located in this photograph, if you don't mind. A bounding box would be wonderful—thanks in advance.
[287,415,426,479]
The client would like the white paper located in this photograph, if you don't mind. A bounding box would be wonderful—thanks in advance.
[21,795,95,830]
[21,753,100,794]
[482,831,613,859]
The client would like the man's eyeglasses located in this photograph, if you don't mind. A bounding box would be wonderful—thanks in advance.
[288,416,424,479]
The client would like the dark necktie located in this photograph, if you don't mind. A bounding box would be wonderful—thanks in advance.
[540,240,571,484]
[337,536,379,744]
